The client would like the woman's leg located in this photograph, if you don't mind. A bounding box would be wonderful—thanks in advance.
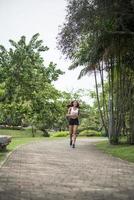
[69,125,73,145]
[72,125,78,147]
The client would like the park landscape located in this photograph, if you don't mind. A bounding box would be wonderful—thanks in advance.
[0,0,134,200]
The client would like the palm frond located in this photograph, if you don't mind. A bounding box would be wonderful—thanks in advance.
[68,62,79,70]
[0,45,7,52]
[9,40,19,48]
[28,33,40,47]
[78,66,93,79]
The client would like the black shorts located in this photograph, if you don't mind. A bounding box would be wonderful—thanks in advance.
[69,118,79,125]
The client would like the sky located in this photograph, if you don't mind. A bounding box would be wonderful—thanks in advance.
[0,0,96,98]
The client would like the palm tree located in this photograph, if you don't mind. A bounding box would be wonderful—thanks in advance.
[58,0,134,144]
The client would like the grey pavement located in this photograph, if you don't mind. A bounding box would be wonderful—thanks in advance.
[0,138,134,200]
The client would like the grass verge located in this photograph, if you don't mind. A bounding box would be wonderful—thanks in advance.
[51,131,69,137]
[96,141,134,163]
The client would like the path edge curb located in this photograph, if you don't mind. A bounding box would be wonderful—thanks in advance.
[0,141,40,169]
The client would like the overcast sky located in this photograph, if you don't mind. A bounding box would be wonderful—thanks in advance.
[0,0,96,96]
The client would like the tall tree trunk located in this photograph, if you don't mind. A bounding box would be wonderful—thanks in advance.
[108,59,118,144]
[99,62,109,132]
[94,68,108,135]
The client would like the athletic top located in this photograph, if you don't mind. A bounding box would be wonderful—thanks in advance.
[70,107,79,115]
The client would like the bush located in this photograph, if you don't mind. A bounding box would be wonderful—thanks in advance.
[51,131,69,137]
[101,130,108,137]
[79,130,101,137]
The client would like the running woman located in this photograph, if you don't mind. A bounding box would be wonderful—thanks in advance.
[66,100,80,148]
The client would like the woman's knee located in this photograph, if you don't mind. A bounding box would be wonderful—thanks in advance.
[72,132,77,137]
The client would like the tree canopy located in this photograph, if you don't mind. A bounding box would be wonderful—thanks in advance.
[58,0,134,144]
[0,33,64,135]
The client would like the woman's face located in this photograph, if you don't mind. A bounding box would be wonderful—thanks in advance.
[73,101,78,107]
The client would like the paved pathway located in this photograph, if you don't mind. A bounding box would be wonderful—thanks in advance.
[0,138,134,200]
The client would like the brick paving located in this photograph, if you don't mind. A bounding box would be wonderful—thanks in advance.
[0,138,134,200]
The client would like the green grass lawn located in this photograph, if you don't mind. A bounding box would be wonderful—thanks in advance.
[96,141,134,163]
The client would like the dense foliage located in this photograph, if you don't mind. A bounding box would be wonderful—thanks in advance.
[58,0,134,144]
[0,33,64,136]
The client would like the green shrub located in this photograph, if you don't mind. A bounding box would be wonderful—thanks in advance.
[79,130,101,137]
[101,130,108,137]
[51,131,69,137]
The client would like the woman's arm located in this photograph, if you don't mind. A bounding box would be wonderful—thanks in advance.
[68,107,71,114]
[66,107,71,117]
